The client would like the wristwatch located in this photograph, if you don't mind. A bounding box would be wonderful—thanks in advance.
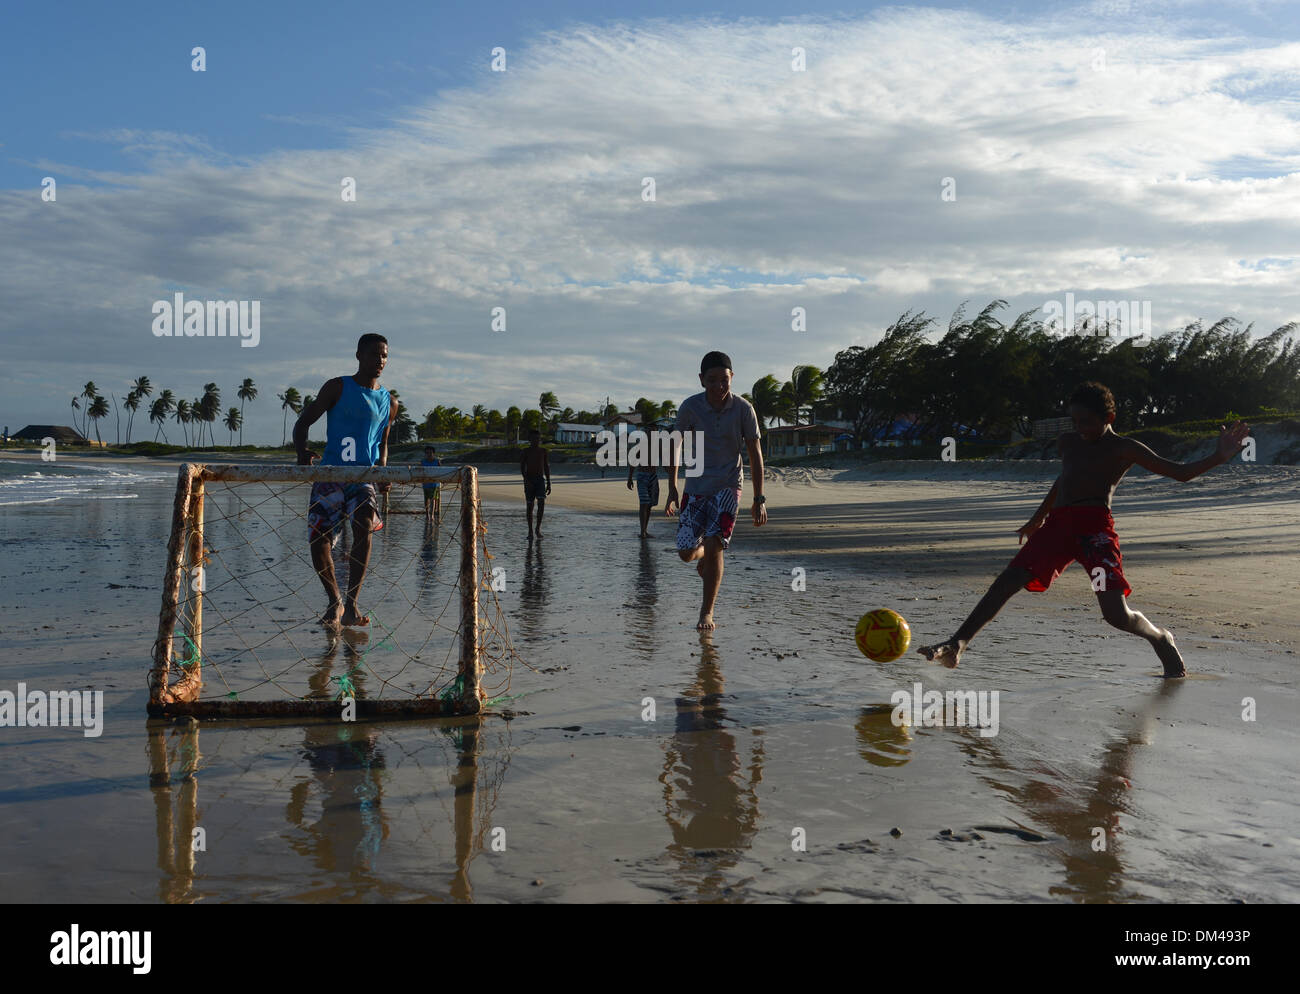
[752,495,766,505]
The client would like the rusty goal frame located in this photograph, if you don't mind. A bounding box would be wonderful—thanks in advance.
[148,462,481,719]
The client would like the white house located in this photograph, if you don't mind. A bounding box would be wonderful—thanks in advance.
[555,422,603,444]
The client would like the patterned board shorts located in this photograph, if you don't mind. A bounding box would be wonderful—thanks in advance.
[675,488,741,551]
[635,472,660,507]
[308,482,383,546]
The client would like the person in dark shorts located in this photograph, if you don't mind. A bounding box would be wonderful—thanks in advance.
[917,381,1249,677]
[421,444,442,523]
[294,333,398,629]
[627,429,660,539]
[520,427,550,540]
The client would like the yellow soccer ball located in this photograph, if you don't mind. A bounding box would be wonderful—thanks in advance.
[855,609,911,662]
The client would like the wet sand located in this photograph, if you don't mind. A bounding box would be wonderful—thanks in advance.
[0,455,1296,902]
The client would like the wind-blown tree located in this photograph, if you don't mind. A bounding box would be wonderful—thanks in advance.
[471,404,487,432]
[278,388,302,447]
[223,407,242,446]
[79,382,97,436]
[70,396,82,437]
[780,366,825,426]
[236,378,257,445]
[87,395,109,445]
[173,399,192,447]
[539,392,560,423]
[746,375,783,429]
[198,384,221,448]
[123,391,141,443]
[149,397,171,443]
[826,311,933,445]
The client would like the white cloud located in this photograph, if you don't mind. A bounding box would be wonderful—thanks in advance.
[3,7,1299,436]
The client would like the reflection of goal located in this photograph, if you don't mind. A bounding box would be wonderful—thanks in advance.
[149,463,512,719]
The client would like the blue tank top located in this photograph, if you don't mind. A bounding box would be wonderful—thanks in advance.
[322,376,391,466]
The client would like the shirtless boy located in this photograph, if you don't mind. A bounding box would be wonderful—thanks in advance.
[294,334,398,628]
[918,381,1249,677]
[520,427,551,540]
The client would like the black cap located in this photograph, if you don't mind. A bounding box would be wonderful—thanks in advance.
[700,351,732,374]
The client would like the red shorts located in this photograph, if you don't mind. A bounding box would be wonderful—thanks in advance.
[1008,505,1131,596]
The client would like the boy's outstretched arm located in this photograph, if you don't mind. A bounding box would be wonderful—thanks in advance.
[1125,421,1249,482]
[1018,476,1058,544]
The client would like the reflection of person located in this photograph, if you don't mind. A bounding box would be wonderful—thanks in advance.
[665,352,766,631]
[421,444,442,524]
[294,334,398,629]
[919,381,1249,677]
[627,430,660,539]
[520,428,550,541]
[661,635,764,898]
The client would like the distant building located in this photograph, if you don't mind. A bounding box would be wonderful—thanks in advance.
[13,425,88,443]
[1031,416,1073,440]
[554,422,603,444]
[602,412,642,430]
[765,423,840,458]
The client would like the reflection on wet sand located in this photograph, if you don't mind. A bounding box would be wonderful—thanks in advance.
[147,716,499,903]
[517,540,549,643]
[625,541,659,658]
[659,634,765,901]
[956,680,1183,902]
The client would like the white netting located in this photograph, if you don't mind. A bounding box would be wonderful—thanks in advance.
[152,466,520,711]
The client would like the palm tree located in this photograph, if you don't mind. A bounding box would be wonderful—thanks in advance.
[506,406,522,443]
[87,395,110,445]
[278,388,302,447]
[123,391,140,443]
[747,375,783,429]
[781,366,825,426]
[173,399,191,447]
[539,392,559,424]
[236,378,257,446]
[223,406,242,446]
[70,396,82,437]
[80,382,97,436]
[472,404,487,432]
[199,384,220,448]
[149,397,171,443]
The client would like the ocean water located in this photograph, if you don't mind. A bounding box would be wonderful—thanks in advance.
[0,460,1296,903]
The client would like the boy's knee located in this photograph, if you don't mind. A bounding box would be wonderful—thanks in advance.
[677,547,696,562]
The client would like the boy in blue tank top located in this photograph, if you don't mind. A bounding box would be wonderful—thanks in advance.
[293,333,399,628]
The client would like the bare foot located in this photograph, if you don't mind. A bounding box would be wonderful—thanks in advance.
[696,611,716,631]
[535,529,543,538]
[321,600,343,628]
[1153,629,1186,678]
[341,604,371,627]
[918,637,965,669]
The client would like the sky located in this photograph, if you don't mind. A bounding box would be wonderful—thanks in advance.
[2,0,1298,443]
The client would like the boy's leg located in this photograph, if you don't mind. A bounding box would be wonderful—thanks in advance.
[310,534,343,626]
[535,495,545,536]
[526,497,535,539]
[341,504,377,626]
[639,504,651,537]
[1096,589,1185,677]
[918,566,1033,668]
[696,536,724,630]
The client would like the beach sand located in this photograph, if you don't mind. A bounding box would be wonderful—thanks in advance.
[0,452,1296,902]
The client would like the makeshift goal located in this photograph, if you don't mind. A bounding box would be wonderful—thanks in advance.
[149,463,514,719]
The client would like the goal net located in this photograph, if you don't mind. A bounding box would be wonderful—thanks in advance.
[148,463,515,719]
